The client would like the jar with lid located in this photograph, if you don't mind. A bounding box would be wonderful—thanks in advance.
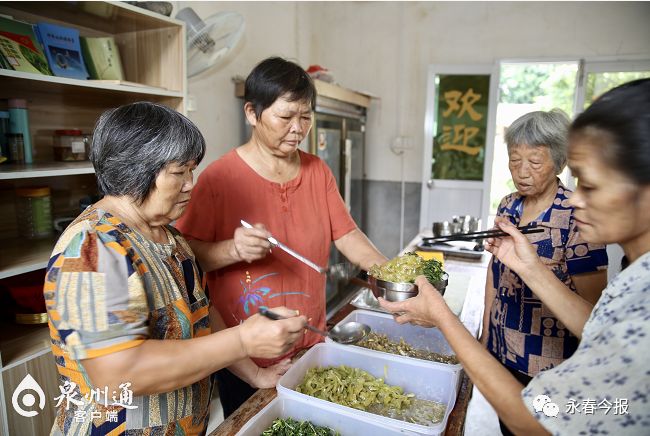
[15,187,53,239]
[53,129,89,161]
[0,110,9,161]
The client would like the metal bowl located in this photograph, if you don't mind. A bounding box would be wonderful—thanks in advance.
[368,274,448,302]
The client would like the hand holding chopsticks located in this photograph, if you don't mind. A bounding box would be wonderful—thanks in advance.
[422,224,544,243]
[484,218,547,275]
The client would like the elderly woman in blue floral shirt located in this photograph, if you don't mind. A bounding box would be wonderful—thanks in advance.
[481,109,608,435]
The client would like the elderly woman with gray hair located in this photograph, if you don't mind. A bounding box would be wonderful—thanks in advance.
[44,102,306,435]
[480,109,608,436]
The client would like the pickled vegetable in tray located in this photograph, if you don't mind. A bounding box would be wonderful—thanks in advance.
[357,332,459,365]
[295,365,446,426]
[261,417,339,436]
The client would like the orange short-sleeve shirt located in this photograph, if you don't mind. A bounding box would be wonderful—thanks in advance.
[175,149,357,366]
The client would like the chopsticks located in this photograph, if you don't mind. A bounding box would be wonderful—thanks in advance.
[422,226,545,243]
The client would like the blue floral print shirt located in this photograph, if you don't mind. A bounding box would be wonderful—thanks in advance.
[487,181,608,376]
[522,251,650,434]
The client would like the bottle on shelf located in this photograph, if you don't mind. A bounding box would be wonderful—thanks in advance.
[8,98,33,164]
[0,110,9,162]
[15,187,53,239]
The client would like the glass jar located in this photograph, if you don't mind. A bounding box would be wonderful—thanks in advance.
[15,187,53,239]
[53,129,88,161]
[6,133,25,164]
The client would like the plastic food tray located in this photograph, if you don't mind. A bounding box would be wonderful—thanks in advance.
[277,343,458,435]
[236,395,417,435]
[326,310,462,374]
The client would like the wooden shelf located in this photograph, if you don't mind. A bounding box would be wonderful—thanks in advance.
[0,1,184,33]
[0,70,183,98]
[234,79,373,108]
[0,323,50,370]
[0,161,95,180]
[0,236,56,279]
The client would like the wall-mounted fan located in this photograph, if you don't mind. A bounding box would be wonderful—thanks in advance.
[176,7,245,78]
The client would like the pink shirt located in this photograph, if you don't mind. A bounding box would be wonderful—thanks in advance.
[175,149,357,366]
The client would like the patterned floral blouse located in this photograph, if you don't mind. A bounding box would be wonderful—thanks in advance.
[486,181,608,376]
[522,251,650,434]
[45,208,212,435]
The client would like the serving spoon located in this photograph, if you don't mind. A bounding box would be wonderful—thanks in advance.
[259,307,371,345]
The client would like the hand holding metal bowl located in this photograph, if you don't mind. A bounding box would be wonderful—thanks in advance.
[368,274,448,302]
[367,254,448,302]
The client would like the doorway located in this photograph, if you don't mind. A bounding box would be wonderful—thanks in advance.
[487,59,650,278]
[488,61,579,226]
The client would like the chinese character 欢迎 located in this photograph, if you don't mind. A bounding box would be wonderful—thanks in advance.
[439,124,481,155]
[442,88,483,121]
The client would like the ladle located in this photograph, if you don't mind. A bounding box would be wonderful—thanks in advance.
[259,307,371,345]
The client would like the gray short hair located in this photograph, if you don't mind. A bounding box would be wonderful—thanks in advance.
[90,102,206,203]
[505,109,570,174]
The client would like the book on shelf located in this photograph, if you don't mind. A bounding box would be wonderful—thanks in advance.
[0,50,11,70]
[0,16,51,75]
[34,22,89,80]
[80,36,124,80]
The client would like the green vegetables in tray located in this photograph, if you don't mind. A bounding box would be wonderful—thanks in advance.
[295,365,446,426]
[369,252,445,284]
[296,365,413,412]
[261,417,339,436]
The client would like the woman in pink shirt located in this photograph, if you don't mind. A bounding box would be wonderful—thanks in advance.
[175,57,387,415]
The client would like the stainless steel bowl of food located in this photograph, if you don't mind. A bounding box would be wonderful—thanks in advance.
[368,274,448,302]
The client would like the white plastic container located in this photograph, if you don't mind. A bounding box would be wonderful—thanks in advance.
[236,395,417,436]
[277,343,458,435]
[327,310,462,374]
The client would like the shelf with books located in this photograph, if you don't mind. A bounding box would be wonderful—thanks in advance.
[0,1,185,93]
[0,69,184,98]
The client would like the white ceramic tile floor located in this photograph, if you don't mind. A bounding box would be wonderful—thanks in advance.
[464,385,503,436]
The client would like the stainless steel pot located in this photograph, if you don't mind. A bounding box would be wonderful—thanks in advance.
[432,221,460,237]
[368,274,448,302]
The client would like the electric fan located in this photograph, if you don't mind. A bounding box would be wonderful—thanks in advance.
[176,7,245,78]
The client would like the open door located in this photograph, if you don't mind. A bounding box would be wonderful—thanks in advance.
[419,64,499,233]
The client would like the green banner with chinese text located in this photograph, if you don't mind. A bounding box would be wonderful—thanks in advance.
[432,74,490,180]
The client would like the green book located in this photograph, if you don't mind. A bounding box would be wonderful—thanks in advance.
[80,36,124,80]
[0,16,50,75]
[0,50,11,70]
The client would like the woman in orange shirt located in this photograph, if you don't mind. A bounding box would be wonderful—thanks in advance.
[175,56,387,415]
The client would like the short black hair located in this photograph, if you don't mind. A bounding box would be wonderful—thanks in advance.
[570,78,650,185]
[90,102,206,203]
[244,56,316,119]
